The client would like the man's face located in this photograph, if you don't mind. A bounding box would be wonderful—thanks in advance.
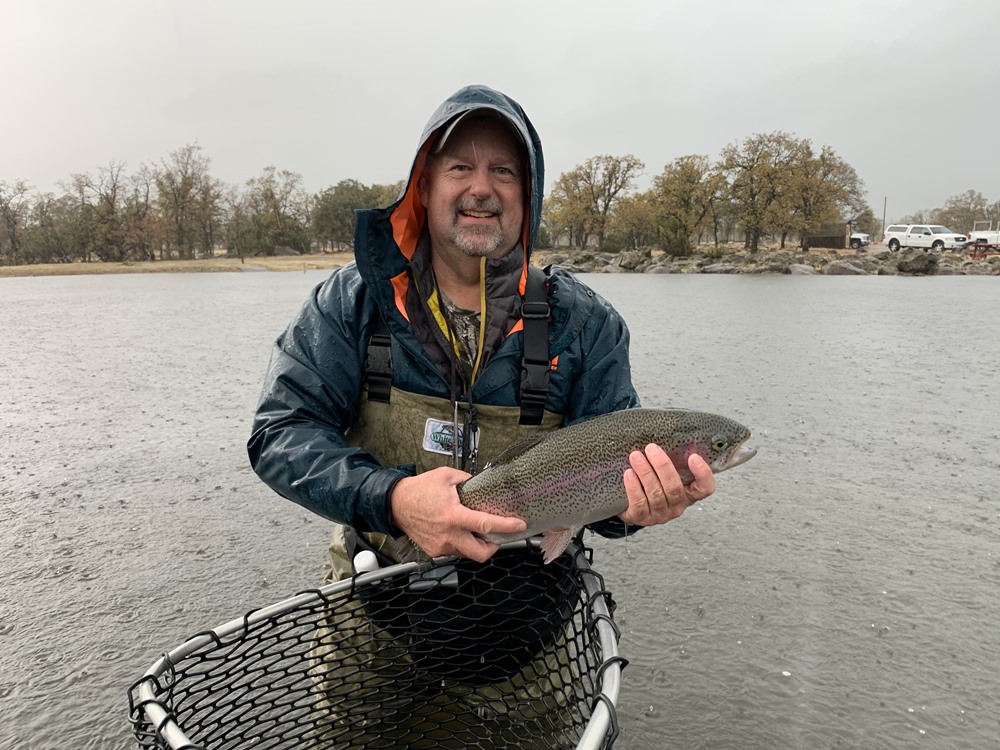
[419,117,526,261]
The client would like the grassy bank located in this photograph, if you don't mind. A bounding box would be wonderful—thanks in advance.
[0,254,355,278]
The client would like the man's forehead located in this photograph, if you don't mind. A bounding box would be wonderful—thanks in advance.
[434,112,525,161]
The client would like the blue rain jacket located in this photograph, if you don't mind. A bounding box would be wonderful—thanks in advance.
[248,85,640,535]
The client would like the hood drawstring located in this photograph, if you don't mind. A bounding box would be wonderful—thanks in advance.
[432,265,484,474]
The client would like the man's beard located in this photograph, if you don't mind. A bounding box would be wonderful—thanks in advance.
[450,199,510,258]
[452,224,505,257]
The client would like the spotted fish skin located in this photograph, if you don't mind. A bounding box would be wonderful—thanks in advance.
[459,408,757,563]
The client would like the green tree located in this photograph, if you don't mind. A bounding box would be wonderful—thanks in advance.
[545,155,644,251]
[780,143,866,248]
[852,205,880,237]
[21,193,80,263]
[312,179,377,250]
[228,167,310,257]
[651,155,724,256]
[721,132,803,253]
[608,191,658,251]
[372,180,406,208]
[545,169,593,248]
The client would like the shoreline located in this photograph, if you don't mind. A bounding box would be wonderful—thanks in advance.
[0,254,356,278]
[2,246,998,278]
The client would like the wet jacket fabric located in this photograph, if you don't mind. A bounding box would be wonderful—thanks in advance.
[247,84,641,537]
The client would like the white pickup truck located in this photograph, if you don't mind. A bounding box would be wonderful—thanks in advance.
[968,221,1000,248]
[883,224,968,251]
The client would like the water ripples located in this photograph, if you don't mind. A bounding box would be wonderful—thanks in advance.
[3,272,999,749]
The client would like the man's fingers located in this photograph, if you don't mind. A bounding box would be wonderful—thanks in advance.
[628,447,670,515]
[686,454,716,500]
[452,535,501,564]
[459,506,527,537]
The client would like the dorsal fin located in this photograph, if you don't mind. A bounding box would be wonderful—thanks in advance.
[486,433,548,468]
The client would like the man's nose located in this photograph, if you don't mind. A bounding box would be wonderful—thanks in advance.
[468,166,493,198]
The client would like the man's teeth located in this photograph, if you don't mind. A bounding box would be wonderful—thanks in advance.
[462,210,494,218]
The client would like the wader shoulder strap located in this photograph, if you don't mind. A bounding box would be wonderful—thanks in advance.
[519,265,550,426]
[364,266,550,421]
[364,311,393,404]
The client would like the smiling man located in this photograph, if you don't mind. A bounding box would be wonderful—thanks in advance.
[249,82,715,574]
[247,84,715,743]
[421,111,525,263]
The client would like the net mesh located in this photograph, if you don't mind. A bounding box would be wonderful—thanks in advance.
[129,542,625,750]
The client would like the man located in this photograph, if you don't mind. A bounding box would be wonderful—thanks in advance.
[246,84,715,745]
[248,85,715,574]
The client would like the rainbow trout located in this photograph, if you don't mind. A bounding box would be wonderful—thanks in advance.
[460,408,756,563]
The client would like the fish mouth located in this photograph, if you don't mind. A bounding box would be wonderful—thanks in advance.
[714,443,757,472]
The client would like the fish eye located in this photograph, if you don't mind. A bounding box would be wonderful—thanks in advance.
[711,435,729,451]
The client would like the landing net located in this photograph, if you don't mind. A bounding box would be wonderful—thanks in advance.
[128,540,626,749]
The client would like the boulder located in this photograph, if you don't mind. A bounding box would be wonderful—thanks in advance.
[617,251,649,270]
[824,259,869,275]
[896,248,938,275]
[788,263,819,275]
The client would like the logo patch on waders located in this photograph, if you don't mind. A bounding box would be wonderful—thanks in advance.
[422,418,461,455]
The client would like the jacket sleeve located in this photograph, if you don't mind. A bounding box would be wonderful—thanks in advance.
[561,285,643,540]
[247,269,406,534]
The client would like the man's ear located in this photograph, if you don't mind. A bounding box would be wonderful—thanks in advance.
[417,173,429,208]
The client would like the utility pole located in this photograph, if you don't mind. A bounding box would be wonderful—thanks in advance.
[881,197,887,242]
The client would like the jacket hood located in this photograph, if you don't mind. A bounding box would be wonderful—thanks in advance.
[386,84,545,271]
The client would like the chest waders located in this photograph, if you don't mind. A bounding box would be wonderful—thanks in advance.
[313,265,585,699]
[325,266,561,584]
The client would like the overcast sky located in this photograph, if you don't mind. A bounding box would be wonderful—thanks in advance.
[3,0,998,223]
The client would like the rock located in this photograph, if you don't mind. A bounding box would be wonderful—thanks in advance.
[788,263,818,275]
[896,248,938,275]
[824,260,869,275]
[617,251,649,270]
[528,244,1000,276]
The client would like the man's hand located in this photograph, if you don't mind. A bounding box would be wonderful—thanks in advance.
[619,445,716,526]
[389,467,528,562]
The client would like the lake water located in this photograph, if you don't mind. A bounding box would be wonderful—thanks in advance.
[1,271,998,750]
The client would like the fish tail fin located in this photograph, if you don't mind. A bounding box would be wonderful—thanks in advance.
[387,535,432,564]
[539,526,580,564]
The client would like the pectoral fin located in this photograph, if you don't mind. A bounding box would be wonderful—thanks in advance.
[539,526,580,564]
[388,535,431,564]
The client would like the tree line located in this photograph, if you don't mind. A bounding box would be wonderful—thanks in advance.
[2,136,999,267]
[0,144,404,266]
[544,135,999,255]
[894,191,1000,237]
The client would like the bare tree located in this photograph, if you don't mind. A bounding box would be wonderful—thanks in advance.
[155,143,220,259]
[936,190,990,234]
[0,179,33,265]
